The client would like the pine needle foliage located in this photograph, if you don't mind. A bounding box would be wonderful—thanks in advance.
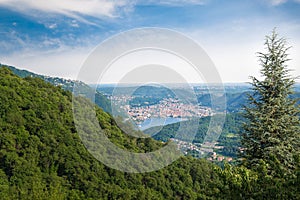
[242,29,300,177]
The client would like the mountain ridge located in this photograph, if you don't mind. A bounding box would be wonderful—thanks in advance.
[0,63,111,113]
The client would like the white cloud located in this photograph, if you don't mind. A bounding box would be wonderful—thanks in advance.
[186,18,300,82]
[0,0,207,25]
[267,0,300,5]
[269,0,288,5]
[1,46,93,80]
[70,20,79,28]
[47,23,57,29]
[136,0,207,6]
[0,0,129,20]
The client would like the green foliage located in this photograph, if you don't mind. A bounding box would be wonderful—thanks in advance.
[145,113,243,158]
[215,161,300,199]
[0,67,221,199]
[0,64,112,113]
[0,64,299,199]
[241,30,300,177]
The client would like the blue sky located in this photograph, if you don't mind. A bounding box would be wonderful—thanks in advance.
[0,0,299,82]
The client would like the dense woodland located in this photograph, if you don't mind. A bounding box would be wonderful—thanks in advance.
[3,65,112,114]
[0,67,298,199]
[0,32,300,199]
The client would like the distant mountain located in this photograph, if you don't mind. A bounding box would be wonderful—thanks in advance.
[196,92,248,112]
[97,83,300,113]
[197,91,300,112]
[0,63,111,113]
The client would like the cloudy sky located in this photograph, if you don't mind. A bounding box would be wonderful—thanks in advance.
[0,0,299,83]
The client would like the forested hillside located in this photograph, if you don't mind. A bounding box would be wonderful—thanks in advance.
[0,64,111,113]
[0,67,222,199]
[0,66,299,199]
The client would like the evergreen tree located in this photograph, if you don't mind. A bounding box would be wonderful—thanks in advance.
[242,30,300,177]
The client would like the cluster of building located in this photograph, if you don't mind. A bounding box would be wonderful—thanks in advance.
[109,95,133,103]
[170,139,233,162]
[206,152,233,162]
[112,97,211,122]
[171,138,203,155]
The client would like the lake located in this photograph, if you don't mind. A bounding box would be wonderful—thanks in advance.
[138,117,186,131]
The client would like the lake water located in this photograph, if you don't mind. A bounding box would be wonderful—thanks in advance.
[138,117,186,131]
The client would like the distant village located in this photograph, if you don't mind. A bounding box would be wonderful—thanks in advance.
[171,138,234,162]
[110,95,212,123]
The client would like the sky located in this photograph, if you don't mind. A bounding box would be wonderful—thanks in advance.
[0,0,300,83]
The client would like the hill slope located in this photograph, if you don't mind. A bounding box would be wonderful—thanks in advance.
[0,67,223,199]
[0,64,111,113]
[1,66,299,199]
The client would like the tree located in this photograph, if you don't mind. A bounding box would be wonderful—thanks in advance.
[241,29,300,177]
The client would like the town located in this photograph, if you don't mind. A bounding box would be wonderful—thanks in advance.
[109,95,212,123]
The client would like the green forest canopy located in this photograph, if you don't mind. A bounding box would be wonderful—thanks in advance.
[0,66,299,199]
